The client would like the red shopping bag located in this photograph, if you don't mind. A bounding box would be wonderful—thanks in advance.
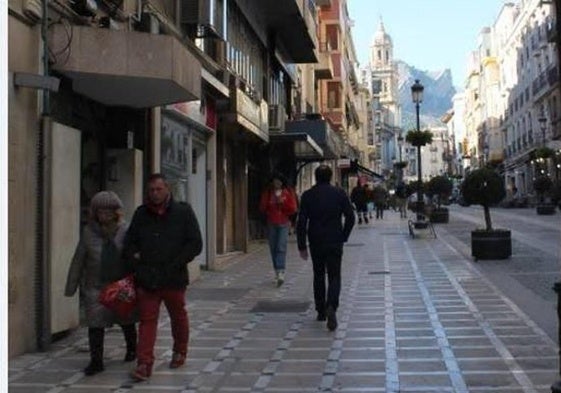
[98,274,137,319]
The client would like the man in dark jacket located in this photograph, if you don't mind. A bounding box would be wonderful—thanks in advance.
[296,165,355,331]
[350,182,369,224]
[124,174,202,381]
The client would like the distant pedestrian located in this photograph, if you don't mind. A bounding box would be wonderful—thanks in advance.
[373,185,388,219]
[259,173,298,287]
[297,165,355,331]
[395,181,407,218]
[64,191,137,376]
[365,184,375,219]
[350,182,369,224]
[124,174,203,381]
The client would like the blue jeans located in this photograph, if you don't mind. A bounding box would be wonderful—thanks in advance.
[267,224,289,271]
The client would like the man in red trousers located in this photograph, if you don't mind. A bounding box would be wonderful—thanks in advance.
[124,174,202,381]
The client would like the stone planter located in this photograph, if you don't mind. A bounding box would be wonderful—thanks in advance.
[430,208,449,223]
[536,204,556,215]
[471,230,511,260]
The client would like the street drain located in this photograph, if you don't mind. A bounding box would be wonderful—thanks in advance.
[369,271,390,275]
[250,300,310,313]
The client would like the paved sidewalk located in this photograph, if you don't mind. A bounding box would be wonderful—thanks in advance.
[8,211,559,392]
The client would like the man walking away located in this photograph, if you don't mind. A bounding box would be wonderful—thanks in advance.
[350,182,368,224]
[124,174,202,381]
[296,165,355,331]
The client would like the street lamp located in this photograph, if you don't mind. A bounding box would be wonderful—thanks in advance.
[411,79,424,220]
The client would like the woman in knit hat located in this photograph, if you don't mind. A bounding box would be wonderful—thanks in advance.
[65,191,137,376]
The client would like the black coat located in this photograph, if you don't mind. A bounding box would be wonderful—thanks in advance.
[296,183,355,250]
[123,200,203,290]
[350,185,368,209]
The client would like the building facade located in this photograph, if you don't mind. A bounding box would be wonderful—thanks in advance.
[367,19,401,177]
[461,0,560,200]
[7,0,320,357]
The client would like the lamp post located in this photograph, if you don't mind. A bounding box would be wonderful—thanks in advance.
[411,79,424,220]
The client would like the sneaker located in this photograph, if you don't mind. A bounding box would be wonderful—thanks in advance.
[358,218,362,224]
[130,363,151,381]
[276,271,285,287]
[169,352,186,369]
[364,217,369,224]
[326,306,338,331]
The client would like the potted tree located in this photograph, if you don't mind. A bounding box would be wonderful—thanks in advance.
[426,175,453,223]
[533,175,556,215]
[461,167,511,260]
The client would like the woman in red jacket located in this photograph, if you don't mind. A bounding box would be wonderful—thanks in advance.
[259,173,297,286]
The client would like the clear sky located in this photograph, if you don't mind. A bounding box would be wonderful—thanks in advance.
[347,0,509,89]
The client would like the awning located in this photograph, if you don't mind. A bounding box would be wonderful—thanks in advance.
[269,132,323,160]
[355,162,384,180]
[49,26,201,108]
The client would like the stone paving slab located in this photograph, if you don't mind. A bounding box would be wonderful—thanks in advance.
[7,210,560,392]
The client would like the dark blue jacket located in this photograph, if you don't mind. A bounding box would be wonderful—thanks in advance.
[296,183,355,250]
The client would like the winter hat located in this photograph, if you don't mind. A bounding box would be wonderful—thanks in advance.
[90,191,124,212]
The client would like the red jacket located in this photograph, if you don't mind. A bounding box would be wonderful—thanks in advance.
[259,187,297,225]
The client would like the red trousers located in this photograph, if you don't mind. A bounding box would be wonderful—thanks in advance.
[136,287,189,367]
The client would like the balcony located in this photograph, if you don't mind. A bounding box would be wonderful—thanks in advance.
[49,26,201,108]
[237,0,318,63]
[285,116,344,159]
[314,42,334,80]
[223,84,269,142]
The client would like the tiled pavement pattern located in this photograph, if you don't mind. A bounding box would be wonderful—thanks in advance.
[8,212,559,392]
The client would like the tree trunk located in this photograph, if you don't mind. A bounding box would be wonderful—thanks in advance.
[483,205,493,231]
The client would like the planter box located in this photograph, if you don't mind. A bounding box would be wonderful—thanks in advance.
[430,208,449,223]
[471,230,511,260]
[536,204,556,215]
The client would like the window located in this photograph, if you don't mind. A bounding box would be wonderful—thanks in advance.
[327,82,341,109]
[378,50,382,60]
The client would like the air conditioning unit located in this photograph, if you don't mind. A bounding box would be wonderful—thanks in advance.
[181,0,225,39]
[70,0,98,17]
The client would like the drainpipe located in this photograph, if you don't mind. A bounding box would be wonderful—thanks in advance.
[36,0,51,351]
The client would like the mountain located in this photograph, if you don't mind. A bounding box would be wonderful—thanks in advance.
[397,61,457,130]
